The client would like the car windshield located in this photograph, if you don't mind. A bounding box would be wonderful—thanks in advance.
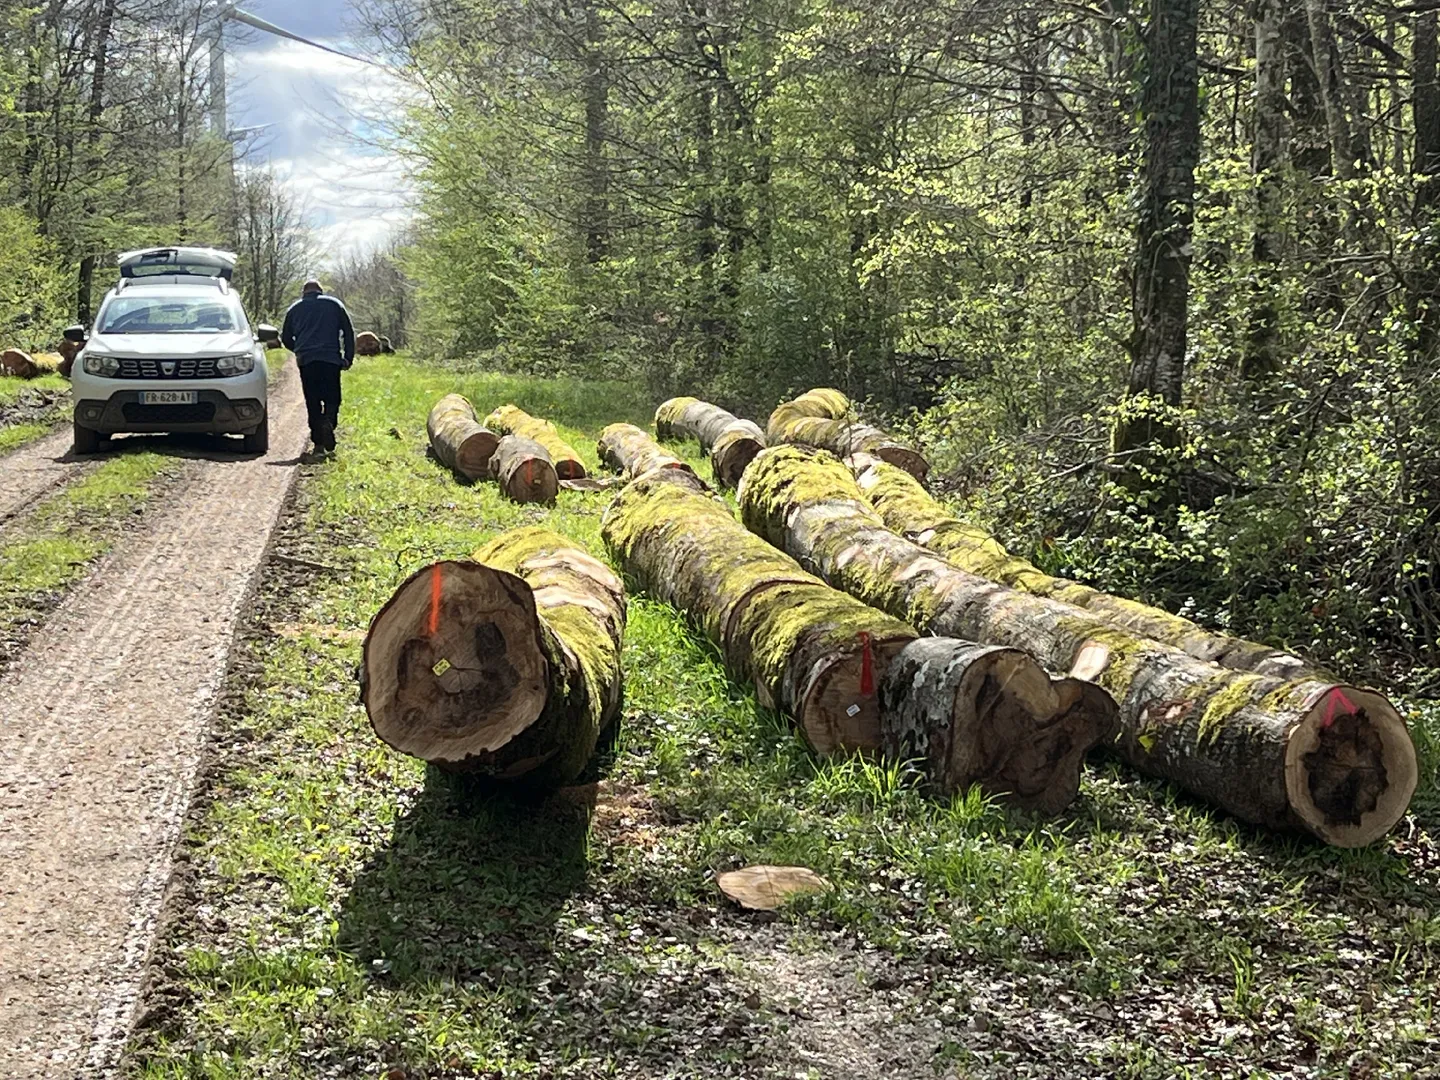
[98,296,244,334]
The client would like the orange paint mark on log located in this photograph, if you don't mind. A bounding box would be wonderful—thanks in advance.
[428,563,443,636]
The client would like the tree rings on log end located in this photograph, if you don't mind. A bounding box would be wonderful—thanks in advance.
[797,631,914,756]
[710,427,765,488]
[716,865,831,910]
[361,560,549,765]
[1284,686,1417,846]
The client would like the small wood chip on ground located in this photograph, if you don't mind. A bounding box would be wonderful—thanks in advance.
[717,865,832,911]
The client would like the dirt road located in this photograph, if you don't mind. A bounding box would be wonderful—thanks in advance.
[0,368,309,1077]
[0,429,88,528]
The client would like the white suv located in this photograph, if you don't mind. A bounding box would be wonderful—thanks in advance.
[69,247,278,455]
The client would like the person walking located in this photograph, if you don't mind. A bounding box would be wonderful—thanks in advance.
[281,278,355,457]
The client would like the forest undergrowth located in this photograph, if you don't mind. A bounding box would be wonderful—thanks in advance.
[126,355,1439,1080]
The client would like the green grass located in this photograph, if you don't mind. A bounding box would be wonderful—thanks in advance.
[127,356,1440,1079]
[0,372,69,451]
[0,371,68,406]
[0,448,173,646]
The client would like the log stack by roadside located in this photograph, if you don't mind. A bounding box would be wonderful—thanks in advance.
[654,396,767,488]
[427,394,499,480]
[602,468,1113,810]
[739,446,1418,846]
[361,527,625,787]
[767,388,928,481]
[485,405,588,480]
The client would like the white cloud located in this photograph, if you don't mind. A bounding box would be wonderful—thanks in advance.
[228,30,419,264]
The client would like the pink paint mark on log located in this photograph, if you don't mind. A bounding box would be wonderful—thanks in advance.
[1321,687,1357,729]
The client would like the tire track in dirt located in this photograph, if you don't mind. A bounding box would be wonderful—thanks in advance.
[0,366,309,1077]
[0,429,90,530]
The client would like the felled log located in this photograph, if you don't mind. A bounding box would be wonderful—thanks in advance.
[361,527,625,786]
[601,469,916,754]
[427,394,499,480]
[882,637,1116,813]
[489,435,559,504]
[0,349,57,378]
[355,331,382,356]
[654,396,766,488]
[598,422,697,482]
[767,387,928,481]
[852,457,1320,680]
[484,404,587,480]
[739,446,1418,846]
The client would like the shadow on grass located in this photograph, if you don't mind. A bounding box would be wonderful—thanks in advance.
[337,768,593,986]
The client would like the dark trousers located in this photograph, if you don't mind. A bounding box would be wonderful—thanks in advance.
[298,360,343,449]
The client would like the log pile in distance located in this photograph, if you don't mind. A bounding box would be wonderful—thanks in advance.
[739,445,1418,846]
[426,393,499,480]
[766,387,928,482]
[654,396,767,488]
[484,404,588,479]
[361,527,625,788]
[851,454,1321,680]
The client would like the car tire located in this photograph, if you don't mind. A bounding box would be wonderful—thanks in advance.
[72,421,102,455]
[242,417,269,455]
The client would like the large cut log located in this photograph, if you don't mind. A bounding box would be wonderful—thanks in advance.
[355,331,383,356]
[489,435,559,503]
[767,387,929,481]
[654,396,767,488]
[882,637,1116,813]
[360,527,625,786]
[601,469,916,754]
[598,422,698,482]
[0,349,58,378]
[739,446,1418,846]
[852,456,1320,680]
[427,394,500,480]
[484,404,587,479]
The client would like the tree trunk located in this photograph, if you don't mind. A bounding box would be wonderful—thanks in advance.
[654,395,766,487]
[881,638,1116,814]
[581,0,609,262]
[483,404,587,479]
[1411,13,1440,361]
[489,436,560,504]
[852,456,1323,680]
[738,446,1417,847]
[427,394,499,480]
[1244,0,1287,379]
[600,470,916,755]
[360,528,624,787]
[598,422,697,481]
[1115,0,1200,453]
[766,388,929,481]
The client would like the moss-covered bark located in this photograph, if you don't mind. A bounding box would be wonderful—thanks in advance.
[654,396,766,488]
[740,445,1417,846]
[854,458,1323,680]
[489,435,559,504]
[427,393,499,480]
[484,404,587,479]
[598,422,697,482]
[361,528,625,788]
[766,388,929,481]
[600,470,915,754]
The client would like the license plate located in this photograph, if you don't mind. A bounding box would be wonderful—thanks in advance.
[140,390,197,405]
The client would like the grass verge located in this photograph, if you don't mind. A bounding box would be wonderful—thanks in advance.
[129,355,1439,1080]
[0,373,70,451]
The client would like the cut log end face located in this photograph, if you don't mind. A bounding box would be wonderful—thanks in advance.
[800,633,913,756]
[362,562,549,764]
[874,446,930,483]
[716,865,831,911]
[1285,687,1418,846]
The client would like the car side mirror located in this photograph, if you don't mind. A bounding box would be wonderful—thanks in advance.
[63,324,88,344]
[256,323,281,347]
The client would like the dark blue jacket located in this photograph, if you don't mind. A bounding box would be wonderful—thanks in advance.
[281,292,355,367]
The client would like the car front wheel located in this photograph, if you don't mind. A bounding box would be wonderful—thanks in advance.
[72,421,103,455]
[242,416,269,455]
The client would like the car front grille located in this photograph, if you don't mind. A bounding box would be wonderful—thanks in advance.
[113,357,225,379]
[121,402,217,424]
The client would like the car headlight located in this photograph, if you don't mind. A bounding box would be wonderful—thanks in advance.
[215,353,255,375]
[82,353,120,377]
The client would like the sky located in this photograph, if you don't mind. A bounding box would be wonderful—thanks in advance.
[225,1,415,264]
